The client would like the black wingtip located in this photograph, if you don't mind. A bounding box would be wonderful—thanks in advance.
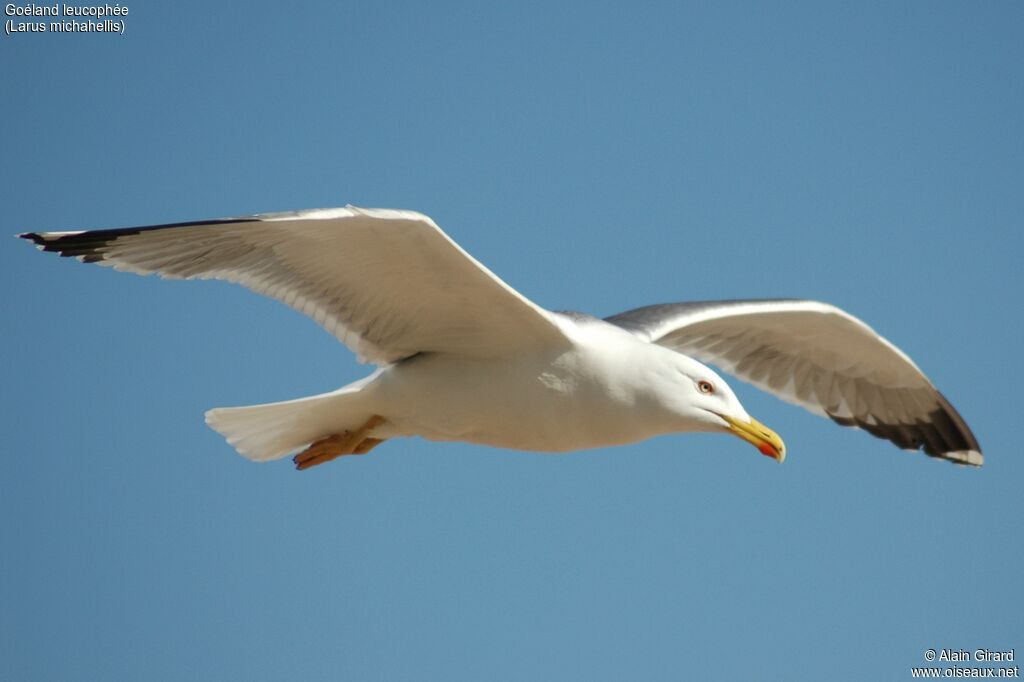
[828,393,983,467]
[17,229,124,261]
[18,231,79,256]
[20,216,263,261]
[18,232,47,246]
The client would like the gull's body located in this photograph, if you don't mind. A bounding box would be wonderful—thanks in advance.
[364,320,731,452]
[20,205,982,468]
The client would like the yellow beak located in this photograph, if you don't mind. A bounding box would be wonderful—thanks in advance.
[721,414,786,463]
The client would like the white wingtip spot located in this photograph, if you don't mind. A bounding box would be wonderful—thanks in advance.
[942,449,984,466]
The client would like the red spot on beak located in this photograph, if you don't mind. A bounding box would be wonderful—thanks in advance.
[759,443,779,459]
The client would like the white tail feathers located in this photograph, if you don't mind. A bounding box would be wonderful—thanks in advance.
[205,375,380,462]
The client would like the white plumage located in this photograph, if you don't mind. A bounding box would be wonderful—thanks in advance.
[21,206,981,468]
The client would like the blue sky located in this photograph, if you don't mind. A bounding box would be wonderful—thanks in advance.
[2,2,1021,680]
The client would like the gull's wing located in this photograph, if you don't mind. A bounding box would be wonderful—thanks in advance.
[605,299,982,465]
[20,206,569,364]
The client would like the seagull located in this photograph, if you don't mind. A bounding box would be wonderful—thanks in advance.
[20,206,982,469]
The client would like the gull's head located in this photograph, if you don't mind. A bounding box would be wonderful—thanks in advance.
[658,354,786,462]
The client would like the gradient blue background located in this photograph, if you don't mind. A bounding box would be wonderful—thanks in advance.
[3,2,1021,680]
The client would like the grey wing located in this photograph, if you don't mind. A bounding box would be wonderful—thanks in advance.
[21,205,569,365]
[606,299,982,465]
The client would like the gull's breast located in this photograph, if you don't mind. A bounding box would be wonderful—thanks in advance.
[370,337,670,452]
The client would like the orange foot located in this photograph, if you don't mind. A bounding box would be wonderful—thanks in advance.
[293,415,386,471]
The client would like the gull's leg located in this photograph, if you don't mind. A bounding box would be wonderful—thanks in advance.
[293,415,387,471]
[293,433,350,470]
[347,415,386,454]
[353,437,385,455]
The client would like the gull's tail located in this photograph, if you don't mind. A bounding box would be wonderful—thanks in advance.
[205,373,381,462]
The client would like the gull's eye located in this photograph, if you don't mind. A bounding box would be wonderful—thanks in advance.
[697,380,715,394]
